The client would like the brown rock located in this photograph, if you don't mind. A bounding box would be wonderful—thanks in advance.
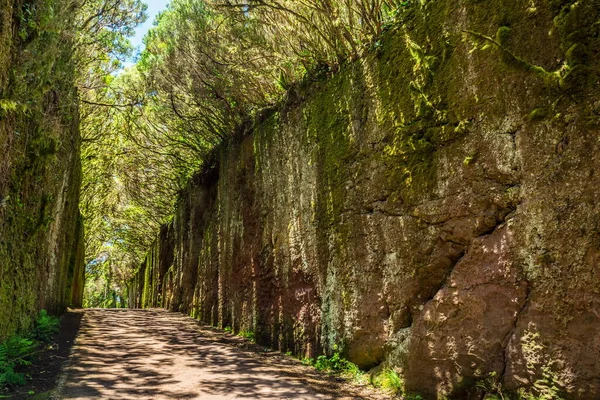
[405,223,528,398]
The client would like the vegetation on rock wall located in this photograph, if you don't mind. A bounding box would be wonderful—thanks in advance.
[0,0,83,341]
[81,0,414,306]
[0,0,147,339]
[122,0,600,399]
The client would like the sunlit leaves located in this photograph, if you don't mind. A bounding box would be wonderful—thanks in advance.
[79,0,406,306]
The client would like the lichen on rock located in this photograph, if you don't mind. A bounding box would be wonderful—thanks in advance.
[129,0,600,398]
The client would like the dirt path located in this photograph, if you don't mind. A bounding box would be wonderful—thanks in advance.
[56,309,387,399]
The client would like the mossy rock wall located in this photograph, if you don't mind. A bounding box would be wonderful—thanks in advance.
[130,0,600,398]
[0,0,84,339]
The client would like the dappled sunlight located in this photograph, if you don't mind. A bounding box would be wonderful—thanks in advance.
[60,309,337,399]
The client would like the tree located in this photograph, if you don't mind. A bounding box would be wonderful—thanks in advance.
[78,0,406,306]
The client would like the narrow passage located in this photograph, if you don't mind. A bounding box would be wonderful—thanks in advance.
[57,309,372,399]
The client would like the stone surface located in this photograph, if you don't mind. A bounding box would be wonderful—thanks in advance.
[129,0,600,398]
[0,0,84,339]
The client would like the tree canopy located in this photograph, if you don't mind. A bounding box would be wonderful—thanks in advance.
[79,0,408,306]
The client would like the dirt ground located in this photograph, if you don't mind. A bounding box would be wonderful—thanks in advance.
[49,309,391,399]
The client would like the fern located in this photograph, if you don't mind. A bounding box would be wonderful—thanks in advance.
[0,345,6,379]
[32,310,60,343]
[0,365,26,387]
[2,337,35,362]
[0,336,37,389]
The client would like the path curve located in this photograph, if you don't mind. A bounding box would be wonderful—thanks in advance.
[57,309,382,399]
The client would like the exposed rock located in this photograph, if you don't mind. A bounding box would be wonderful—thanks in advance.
[130,0,600,397]
[405,222,529,398]
[0,0,84,339]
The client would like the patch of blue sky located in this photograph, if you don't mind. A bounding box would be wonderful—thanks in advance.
[122,0,171,69]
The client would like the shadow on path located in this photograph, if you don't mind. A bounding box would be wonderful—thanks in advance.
[58,309,374,399]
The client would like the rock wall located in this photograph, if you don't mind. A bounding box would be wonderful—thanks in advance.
[129,0,600,398]
[0,0,84,340]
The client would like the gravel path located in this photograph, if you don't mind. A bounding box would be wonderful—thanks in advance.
[56,309,386,400]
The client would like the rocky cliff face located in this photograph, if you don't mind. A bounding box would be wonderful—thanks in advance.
[0,0,84,340]
[129,0,600,397]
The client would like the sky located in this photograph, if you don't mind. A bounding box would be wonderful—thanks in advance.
[128,0,171,59]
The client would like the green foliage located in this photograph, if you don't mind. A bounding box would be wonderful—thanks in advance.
[79,0,411,304]
[216,0,406,69]
[0,311,61,390]
[301,357,313,366]
[83,257,128,309]
[75,0,147,75]
[304,348,361,377]
[32,310,60,343]
[371,369,404,394]
[299,350,411,395]
[77,0,152,306]
[0,99,18,115]
[518,367,565,400]
[315,352,353,373]
[237,331,255,342]
[0,336,35,388]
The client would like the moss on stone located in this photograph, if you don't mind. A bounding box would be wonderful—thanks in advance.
[529,108,548,121]
[129,1,600,397]
[304,70,354,227]
[0,0,82,341]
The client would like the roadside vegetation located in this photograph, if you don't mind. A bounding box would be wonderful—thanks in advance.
[0,311,60,393]
[300,350,408,398]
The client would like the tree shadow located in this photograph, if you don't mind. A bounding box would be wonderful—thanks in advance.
[60,309,364,399]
